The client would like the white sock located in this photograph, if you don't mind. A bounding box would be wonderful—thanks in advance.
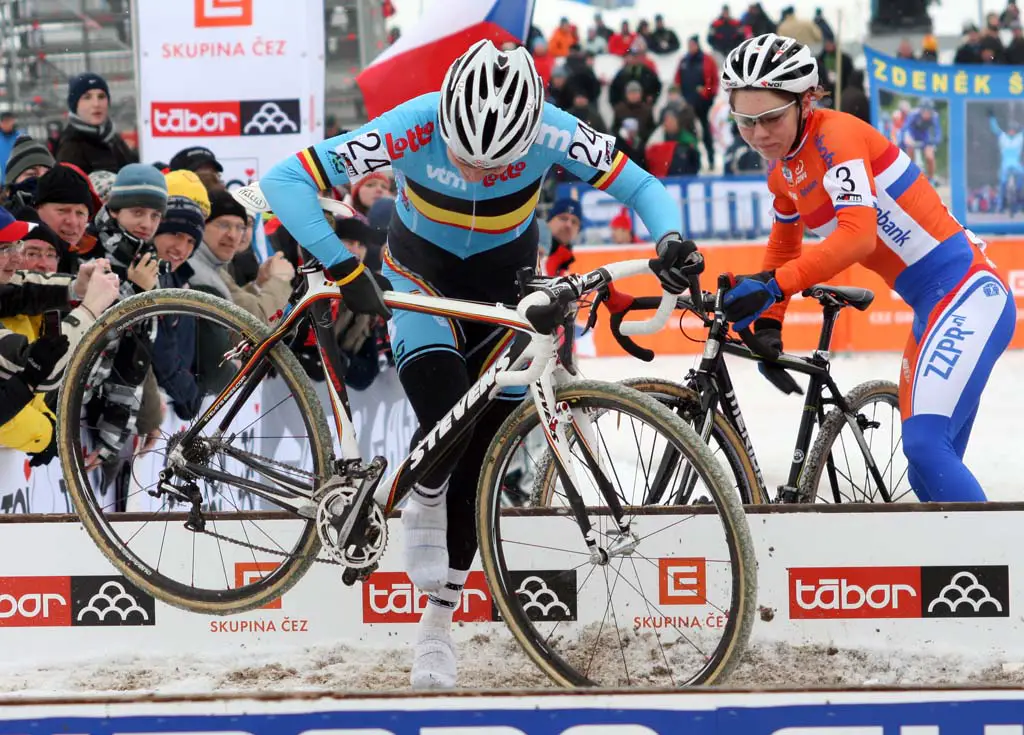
[410,568,467,690]
[402,480,449,592]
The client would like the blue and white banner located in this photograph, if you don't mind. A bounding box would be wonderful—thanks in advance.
[556,174,773,243]
[4,690,1024,733]
[866,46,1024,235]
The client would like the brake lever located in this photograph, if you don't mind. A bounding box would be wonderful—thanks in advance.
[583,288,606,334]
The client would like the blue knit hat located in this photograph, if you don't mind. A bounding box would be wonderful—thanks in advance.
[67,72,110,113]
[108,163,168,213]
[156,195,205,246]
[548,198,582,221]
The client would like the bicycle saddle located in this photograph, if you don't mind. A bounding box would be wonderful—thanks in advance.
[802,284,875,311]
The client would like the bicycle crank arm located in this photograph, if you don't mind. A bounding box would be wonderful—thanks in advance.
[324,456,388,549]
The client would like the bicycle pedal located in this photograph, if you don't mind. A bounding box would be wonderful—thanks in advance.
[342,562,378,587]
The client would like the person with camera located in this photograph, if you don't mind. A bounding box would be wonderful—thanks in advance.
[0,208,120,467]
[79,163,168,469]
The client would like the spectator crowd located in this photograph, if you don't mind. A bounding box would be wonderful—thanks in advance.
[0,71,396,502]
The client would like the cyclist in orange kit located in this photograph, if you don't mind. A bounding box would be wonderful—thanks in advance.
[716,33,1015,502]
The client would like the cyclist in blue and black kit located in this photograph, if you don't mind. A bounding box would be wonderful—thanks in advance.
[898,98,942,184]
[260,39,701,690]
[987,109,1024,215]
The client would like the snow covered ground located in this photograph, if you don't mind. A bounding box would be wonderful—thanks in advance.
[1,350,1021,696]
[3,636,1024,696]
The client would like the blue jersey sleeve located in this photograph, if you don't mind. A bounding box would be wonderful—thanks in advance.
[541,104,682,241]
[260,93,440,267]
[929,115,942,145]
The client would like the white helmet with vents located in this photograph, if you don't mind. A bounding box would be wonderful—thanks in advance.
[438,39,545,169]
[722,33,819,94]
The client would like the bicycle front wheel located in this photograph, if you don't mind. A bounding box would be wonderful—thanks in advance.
[57,288,334,614]
[478,380,756,688]
[798,380,911,503]
[528,379,764,506]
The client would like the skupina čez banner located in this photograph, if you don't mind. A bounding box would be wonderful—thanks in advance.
[866,47,1024,236]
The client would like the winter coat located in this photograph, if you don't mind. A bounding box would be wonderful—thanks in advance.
[54,124,137,175]
[78,209,158,460]
[0,271,96,451]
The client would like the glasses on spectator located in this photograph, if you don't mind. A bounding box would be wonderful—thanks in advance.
[731,100,797,130]
[0,242,23,258]
[21,246,58,262]
[209,220,247,235]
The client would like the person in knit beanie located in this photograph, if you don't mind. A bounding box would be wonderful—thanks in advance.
[88,170,116,204]
[55,71,137,174]
[5,135,54,186]
[1,135,55,215]
[154,195,205,273]
[33,162,100,256]
[78,163,170,468]
[349,171,391,218]
[164,169,211,218]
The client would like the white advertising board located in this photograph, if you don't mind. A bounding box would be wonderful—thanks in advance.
[0,508,1018,666]
[134,0,326,186]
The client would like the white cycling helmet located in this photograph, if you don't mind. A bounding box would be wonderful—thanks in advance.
[438,39,544,169]
[722,33,819,94]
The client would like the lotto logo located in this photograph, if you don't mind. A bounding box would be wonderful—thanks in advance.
[362,571,492,623]
[151,101,240,137]
[659,558,706,605]
[194,0,252,27]
[235,562,281,610]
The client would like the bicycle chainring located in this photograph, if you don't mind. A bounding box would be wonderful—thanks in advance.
[315,478,388,568]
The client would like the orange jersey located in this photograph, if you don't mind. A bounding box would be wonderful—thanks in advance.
[763,109,986,322]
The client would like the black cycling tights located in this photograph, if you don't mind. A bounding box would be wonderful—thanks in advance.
[398,342,519,572]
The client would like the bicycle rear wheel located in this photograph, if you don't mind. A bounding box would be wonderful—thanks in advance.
[798,380,911,503]
[478,380,756,687]
[57,289,335,614]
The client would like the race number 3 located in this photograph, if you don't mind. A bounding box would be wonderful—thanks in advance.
[568,122,616,171]
[823,158,874,208]
[337,129,392,178]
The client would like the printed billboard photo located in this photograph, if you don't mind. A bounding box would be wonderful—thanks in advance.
[965,100,1024,225]
[876,91,949,196]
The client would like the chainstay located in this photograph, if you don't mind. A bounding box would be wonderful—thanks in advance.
[190,443,338,564]
[214,441,326,484]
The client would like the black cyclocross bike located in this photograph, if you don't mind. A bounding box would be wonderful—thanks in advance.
[538,274,910,506]
[57,190,755,688]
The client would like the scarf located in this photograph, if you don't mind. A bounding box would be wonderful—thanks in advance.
[66,112,116,145]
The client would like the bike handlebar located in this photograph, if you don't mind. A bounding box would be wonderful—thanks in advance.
[494,259,677,386]
[602,276,782,361]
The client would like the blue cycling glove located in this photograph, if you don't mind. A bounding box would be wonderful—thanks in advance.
[722,271,784,332]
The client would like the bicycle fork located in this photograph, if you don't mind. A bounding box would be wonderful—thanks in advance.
[534,368,636,565]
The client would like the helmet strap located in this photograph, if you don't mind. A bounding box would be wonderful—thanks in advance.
[788,91,811,156]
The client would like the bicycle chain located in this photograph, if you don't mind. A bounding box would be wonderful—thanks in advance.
[184,442,344,566]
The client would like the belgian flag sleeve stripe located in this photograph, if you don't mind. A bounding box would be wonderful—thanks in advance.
[297,147,330,190]
[588,151,628,191]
